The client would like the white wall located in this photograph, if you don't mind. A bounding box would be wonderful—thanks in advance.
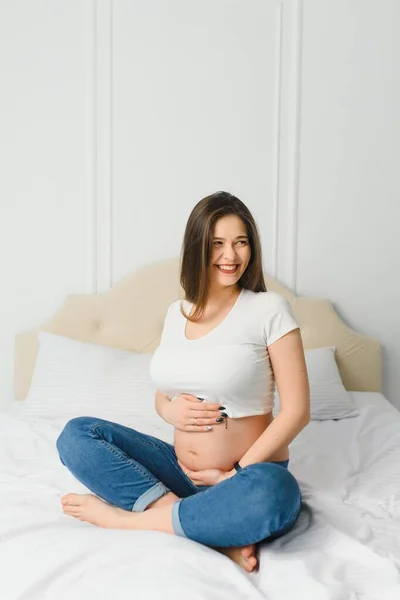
[0,1,95,410]
[295,0,400,408]
[0,0,399,411]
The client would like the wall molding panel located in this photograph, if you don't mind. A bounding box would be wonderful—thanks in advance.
[270,0,283,278]
[94,0,114,293]
[90,0,303,293]
[3,0,399,412]
[276,0,303,292]
[83,0,97,294]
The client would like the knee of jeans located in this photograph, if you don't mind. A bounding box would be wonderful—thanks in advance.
[56,416,97,465]
[245,463,301,522]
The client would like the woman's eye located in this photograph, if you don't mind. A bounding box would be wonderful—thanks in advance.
[213,241,223,246]
[237,240,248,245]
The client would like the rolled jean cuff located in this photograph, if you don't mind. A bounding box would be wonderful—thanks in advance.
[131,481,170,512]
[171,500,188,538]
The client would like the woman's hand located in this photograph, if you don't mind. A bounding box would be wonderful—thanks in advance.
[188,468,235,486]
[164,394,227,432]
[178,459,236,486]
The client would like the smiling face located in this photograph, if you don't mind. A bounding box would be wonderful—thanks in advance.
[209,215,251,291]
[180,192,266,316]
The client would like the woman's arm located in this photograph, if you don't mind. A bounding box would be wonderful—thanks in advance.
[155,390,172,422]
[232,328,310,470]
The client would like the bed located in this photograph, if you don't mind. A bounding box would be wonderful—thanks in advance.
[1,258,399,600]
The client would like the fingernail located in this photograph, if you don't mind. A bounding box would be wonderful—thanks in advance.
[216,417,224,422]
[219,412,228,417]
[218,406,226,410]
[205,426,212,430]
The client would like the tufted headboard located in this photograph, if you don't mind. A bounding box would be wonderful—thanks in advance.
[14,257,382,401]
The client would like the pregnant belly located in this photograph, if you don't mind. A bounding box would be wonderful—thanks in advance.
[174,412,283,472]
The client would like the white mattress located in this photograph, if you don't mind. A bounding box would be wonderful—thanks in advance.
[0,392,399,600]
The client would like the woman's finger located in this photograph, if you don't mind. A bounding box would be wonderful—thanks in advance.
[190,407,223,418]
[187,417,225,426]
[185,425,213,432]
[189,414,220,424]
[190,401,223,412]
[186,473,205,485]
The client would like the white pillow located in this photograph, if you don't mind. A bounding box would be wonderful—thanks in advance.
[23,334,358,425]
[273,346,359,420]
[22,332,159,427]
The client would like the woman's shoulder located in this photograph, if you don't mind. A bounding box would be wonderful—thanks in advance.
[242,288,292,313]
[164,298,193,322]
[241,289,298,345]
[165,299,183,318]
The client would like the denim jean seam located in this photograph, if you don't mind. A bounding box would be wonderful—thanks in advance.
[95,435,157,485]
[99,423,170,450]
[160,448,202,490]
[89,421,168,453]
[95,422,196,488]
[171,464,199,490]
[126,430,199,491]
[89,421,198,491]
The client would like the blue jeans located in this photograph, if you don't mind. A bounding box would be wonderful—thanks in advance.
[56,416,302,547]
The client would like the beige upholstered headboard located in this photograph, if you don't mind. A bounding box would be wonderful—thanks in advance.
[14,257,382,401]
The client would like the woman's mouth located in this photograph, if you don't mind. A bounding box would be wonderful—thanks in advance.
[215,264,239,275]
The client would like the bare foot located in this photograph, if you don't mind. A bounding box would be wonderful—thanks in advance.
[216,543,258,573]
[61,493,259,572]
[61,493,129,528]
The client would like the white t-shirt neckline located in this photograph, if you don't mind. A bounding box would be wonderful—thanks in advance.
[149,289,300,418]
[181,287,245,343]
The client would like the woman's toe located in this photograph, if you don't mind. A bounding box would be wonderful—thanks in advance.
[241,544,257,561]
[240,544,258,572]
[241,546,253,560]
[248,556,257,568]
[62,493,86,506]
[62,493,74,504]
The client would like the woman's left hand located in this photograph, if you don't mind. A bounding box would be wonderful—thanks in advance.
[178,460,235,486]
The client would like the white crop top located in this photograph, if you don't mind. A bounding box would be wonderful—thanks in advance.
[149,288,299,418]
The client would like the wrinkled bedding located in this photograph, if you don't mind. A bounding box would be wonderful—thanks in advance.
[0,392,399,600]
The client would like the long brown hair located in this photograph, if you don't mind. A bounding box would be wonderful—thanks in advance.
[180,191,266,321]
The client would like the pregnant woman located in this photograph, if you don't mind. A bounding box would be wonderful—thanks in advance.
[56,191,310,573]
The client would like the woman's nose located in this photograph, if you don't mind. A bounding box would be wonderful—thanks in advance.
[220,245,237,260]
[222,251,237,261]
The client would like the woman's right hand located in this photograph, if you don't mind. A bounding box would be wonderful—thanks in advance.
[164,394,226,432]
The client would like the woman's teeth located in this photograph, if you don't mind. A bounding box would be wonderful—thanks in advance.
[216,265,238,274]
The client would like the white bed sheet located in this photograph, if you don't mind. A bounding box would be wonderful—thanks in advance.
[0,392,399,600]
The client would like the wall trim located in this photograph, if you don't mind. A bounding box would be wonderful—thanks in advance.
[271,1,283,278]
[288,0,303,292]
[276,0,303,292]
[91,0,302,293]
[95,0,113,293]
[83,0,97,293]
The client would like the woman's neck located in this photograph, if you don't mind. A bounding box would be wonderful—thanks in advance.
[205,284,240,308]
